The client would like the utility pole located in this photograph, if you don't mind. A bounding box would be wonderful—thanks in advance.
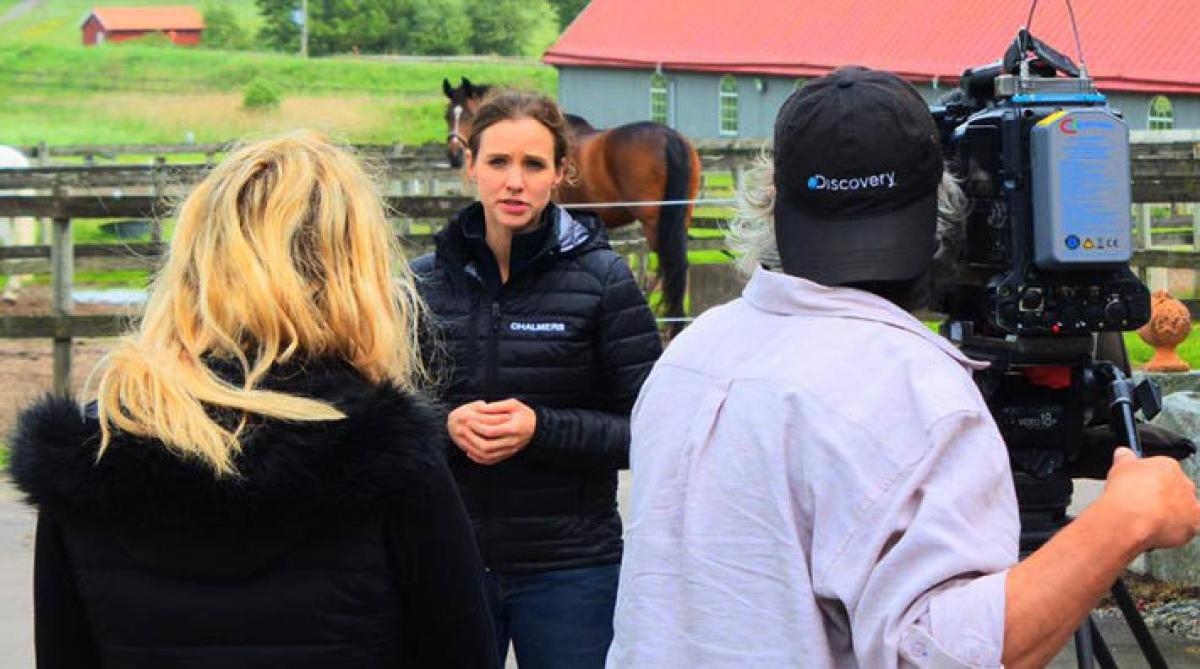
[299,0,308,58]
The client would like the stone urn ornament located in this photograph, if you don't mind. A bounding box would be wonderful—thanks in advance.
[1137,290,1192,373]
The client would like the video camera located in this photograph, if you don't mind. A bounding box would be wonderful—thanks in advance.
[929,24,1193,661]
[929,28,1193,525]
[931,28,1149,337]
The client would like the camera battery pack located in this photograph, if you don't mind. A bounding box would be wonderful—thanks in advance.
[1031,108,1131,268]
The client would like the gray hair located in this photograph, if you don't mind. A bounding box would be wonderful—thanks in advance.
[726,155,968,279]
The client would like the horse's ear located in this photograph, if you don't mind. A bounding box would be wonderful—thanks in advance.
[443,78,454,99]
[462,77,474,95]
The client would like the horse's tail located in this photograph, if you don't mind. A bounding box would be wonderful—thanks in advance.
[658,129,693,334]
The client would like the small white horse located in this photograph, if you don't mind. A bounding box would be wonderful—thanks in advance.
[0,144,36,304]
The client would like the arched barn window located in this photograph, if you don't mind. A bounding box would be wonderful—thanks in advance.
[719,75,739,136]
[650,71,668,124]
[1148,95,1174,130]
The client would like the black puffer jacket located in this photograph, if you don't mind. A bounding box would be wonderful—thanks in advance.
[413,203,662,572]
[8,361,497,669]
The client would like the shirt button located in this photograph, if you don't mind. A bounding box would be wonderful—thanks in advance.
[909,640,928,658]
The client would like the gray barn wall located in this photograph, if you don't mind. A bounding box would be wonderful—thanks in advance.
[557,66,1200,140]
[1104,92,1200,131]
[557,68,796,141]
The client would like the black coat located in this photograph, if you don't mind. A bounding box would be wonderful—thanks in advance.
[413,203,662,573]
[8,361,497,669]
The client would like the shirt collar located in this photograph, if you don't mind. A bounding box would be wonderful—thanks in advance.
[742,268,988,371]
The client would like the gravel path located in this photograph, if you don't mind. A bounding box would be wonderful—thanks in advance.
[0,0,43,26]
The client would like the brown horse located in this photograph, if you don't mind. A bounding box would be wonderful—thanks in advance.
[441,78,702,334]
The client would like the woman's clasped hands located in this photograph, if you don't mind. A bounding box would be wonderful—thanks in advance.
[447,399,537,465]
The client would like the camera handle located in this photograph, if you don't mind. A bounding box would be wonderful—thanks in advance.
[1005,28,1081,79]
[1094,362,1163,458]
[1018,0,1089,78]
[1074,363,1169,668]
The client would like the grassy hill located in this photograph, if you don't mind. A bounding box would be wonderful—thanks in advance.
[0,0,263,47]
[0,2,556,146]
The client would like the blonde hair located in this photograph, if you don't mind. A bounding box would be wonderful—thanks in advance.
[94,131,427,476]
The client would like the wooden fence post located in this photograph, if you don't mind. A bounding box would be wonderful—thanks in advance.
[1192,204,1200,253]
[1138,203,1154,250]
[37,142,51,245]
[150,157,165,243]
[51,211,73,396]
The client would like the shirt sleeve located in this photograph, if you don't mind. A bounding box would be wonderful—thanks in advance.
[525,254,662,471]
[815,409,1020,668]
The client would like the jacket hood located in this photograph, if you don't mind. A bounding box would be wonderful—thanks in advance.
[7,360,448,579]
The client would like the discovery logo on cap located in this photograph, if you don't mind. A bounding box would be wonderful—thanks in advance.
[807,172,898,192]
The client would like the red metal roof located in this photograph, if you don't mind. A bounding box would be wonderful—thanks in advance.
[85,6,204,32]
[544,0,1200,94]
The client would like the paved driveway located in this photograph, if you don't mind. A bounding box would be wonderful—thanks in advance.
[0,479,33,668]
[1,473,1197,667]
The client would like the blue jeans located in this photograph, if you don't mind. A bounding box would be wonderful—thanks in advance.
[484,564,619,669]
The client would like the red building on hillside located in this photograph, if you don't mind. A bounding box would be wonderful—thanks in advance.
[81,6,204,47]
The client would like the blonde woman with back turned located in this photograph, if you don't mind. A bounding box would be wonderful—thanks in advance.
[9,131,497,668]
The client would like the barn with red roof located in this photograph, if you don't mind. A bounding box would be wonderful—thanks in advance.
[81,6,204,47]
[543,0,1200,139]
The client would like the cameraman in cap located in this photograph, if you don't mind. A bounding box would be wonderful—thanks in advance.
[608,66,1200,668]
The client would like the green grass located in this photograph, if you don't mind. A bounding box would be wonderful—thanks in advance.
[1123,330,1200,369]
[0,443,7,472]
[0,0,264,48]
[0,42,555,145]
[0,42,552,96]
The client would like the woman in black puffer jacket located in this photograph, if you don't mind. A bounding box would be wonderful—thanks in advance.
[413,91,662,668]
[9,132,496,669]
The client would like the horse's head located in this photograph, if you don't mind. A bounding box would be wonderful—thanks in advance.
[442,77,490,169]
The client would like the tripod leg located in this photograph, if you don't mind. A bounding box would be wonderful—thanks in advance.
[1074,622,1096,668]
[1087,617,1118,669]
[1110,578,1168,669]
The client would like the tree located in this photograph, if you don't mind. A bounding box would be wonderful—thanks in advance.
[517,0,560,57]
[548,0,589,29]
[203,1,252,50]
[466,0,527,56]
[257,0,411,55]
[462,0,558,56]
[406,0,470,55]
[345,0,410,53]
[256,0,300,53]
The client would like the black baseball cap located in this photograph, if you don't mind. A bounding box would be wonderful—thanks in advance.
[773,66,943,286]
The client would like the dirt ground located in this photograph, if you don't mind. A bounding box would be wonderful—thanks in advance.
[0,286,131,437]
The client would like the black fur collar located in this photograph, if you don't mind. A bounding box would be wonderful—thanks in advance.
[7,360,448,529]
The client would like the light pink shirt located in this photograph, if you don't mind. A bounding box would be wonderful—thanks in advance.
[609,269,1020,668]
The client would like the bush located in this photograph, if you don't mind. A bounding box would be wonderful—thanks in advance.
[203,2,252,51]
[242,79,281,110]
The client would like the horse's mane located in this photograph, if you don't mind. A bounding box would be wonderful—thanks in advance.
[564,113,596,133]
